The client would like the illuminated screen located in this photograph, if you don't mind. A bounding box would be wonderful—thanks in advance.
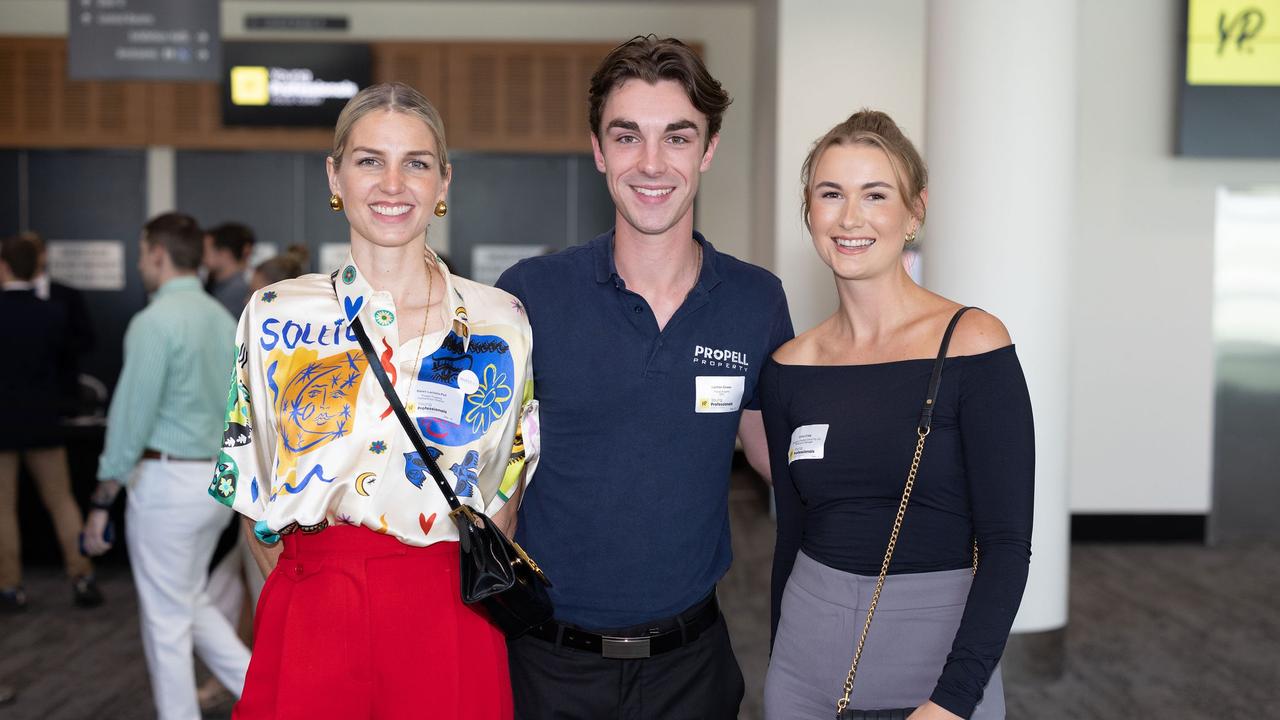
[1177,0,1280,157]
[221,42,370,127]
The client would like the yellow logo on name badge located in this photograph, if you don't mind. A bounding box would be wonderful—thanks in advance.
[230,66,270,106]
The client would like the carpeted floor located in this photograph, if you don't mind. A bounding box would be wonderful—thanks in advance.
[1,472,1275,719]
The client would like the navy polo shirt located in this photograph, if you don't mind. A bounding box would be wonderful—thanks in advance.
[497,230,793,630]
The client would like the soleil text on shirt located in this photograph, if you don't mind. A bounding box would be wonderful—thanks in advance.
[259,317,359,351]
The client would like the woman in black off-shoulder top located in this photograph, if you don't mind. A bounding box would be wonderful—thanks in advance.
[761,111,1034,720]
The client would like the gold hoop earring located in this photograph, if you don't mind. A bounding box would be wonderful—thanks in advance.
[329,194,344,212]
[434,200,448,217]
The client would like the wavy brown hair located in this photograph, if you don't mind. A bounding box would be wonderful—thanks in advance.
[589,35,732,146]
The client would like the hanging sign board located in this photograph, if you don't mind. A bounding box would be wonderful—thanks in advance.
[68,0,220,81]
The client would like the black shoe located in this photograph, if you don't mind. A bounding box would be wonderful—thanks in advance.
[0,586,26,613]
[72,575,104,608]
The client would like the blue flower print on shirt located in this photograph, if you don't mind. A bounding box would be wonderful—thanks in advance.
[415,333,515,447]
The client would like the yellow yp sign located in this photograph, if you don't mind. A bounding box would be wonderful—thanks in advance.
[1187,0,1280,85]
[1187,0,1280,83]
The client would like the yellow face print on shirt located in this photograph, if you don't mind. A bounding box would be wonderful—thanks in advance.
[266,347,369,493]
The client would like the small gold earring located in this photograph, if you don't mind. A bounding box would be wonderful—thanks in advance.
[434,200,448,217]
[905,228,918,244]
[329,194,344,212]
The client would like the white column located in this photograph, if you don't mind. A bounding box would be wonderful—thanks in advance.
[145,146,176,219]
[924,1,1074,637]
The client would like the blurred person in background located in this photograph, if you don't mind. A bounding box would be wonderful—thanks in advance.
[198,241,311,712]
[23,231,97,418]
[82,212,250,720]
[0,234,102,611]
[248,244,310,293]
[204,222,256,317]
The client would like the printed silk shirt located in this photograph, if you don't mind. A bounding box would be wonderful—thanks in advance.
[209,250,539,546]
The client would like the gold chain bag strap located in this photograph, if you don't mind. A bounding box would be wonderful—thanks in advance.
[836,307,978,719]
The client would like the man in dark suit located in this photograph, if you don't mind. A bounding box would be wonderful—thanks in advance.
[24,232,97,419]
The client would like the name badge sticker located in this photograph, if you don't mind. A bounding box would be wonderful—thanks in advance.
[788,424,829,463]
[413,382,465,425]
[695,375,745,413]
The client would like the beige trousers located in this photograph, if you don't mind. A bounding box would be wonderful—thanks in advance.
[0,447,93,588]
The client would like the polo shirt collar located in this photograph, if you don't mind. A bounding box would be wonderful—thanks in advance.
[154,275,202,299]
[591,229,723,292]
[335,247,472,352]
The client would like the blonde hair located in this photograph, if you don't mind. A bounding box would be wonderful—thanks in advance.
[800,109,927,226]
[330,82,449,173]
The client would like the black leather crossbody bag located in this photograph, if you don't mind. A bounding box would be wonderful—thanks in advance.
[836,307,976,720]
[349,312,553,638]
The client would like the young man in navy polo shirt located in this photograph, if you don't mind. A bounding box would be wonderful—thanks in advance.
[497,36,793,719]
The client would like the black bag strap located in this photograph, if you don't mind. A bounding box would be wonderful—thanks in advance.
[918,306,976,434]
[334,273,462,511]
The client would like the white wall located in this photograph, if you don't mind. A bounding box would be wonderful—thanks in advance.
[768,0,927,335]
[1068,0,1280,513]
[1,0,756,262]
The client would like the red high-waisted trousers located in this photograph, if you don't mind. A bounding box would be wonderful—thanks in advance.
[233,525,512,719]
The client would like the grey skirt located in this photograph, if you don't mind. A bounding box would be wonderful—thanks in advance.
[764,551,1004,719]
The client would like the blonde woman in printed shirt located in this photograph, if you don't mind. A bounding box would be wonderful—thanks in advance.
[210,82,538,720]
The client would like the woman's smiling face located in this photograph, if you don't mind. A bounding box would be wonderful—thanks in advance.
[806,142,922,282]
[327,109,450,250]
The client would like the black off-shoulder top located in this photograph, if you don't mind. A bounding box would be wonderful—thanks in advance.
[761,346,1035,719]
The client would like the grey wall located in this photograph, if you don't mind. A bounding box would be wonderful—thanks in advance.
[4,149,149,391]
[176,150,347,272]
[447,152,615,279]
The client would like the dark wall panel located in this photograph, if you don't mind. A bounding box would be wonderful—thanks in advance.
[28,150,147,392]
[448,152,570,280]
[177,150,351,276]
[0,151,20,236]
[302,152,352,268]
[573,155,616,246]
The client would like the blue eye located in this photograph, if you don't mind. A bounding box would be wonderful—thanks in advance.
[356,157,379,167]
[407,159,430,170]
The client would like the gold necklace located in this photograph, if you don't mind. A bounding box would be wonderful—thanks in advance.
[403,256,436,414]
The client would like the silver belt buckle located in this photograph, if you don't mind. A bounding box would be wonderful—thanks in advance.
[601,635,651,659]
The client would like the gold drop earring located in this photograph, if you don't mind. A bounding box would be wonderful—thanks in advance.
[329,194,344,212]
[434,200,448,217]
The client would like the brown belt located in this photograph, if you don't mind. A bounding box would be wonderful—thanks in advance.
[142,448,214,462]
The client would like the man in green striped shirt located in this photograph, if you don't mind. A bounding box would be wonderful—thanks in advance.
[82,213,250,720]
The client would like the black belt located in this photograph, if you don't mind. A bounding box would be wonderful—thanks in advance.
[527,594,721,659]
[142,448,214,462]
